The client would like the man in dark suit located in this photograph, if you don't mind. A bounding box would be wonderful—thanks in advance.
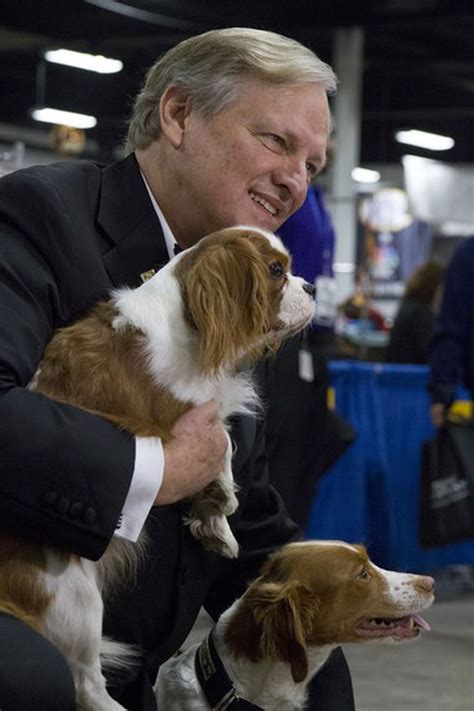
[0,28,354,710]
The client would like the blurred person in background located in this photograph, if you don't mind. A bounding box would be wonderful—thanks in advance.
[429,237,474,428]
[386,259,445,365]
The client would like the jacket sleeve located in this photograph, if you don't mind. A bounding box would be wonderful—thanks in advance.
[0,169,135,560]
[428,240,472,405]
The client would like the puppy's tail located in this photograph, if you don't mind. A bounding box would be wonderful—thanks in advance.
[100,636,141,674]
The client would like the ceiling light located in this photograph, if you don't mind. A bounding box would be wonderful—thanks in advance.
[395,129,454,151]
[31,107,97,129]
[351,167,381,184]
[44,48,123,74]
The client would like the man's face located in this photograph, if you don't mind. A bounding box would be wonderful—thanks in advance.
[167,81,331,245]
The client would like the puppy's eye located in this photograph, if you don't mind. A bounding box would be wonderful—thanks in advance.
[358,568,371,580]
[269,261,285,279]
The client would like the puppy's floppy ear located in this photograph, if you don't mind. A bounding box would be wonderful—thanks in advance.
[181,238,270,373]
[255,580,318,683]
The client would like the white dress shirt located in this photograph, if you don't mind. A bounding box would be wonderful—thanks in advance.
[114,173,179,541]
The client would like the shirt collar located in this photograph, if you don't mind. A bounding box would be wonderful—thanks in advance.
[140,171,178,261]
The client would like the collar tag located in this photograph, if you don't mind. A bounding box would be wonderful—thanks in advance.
[140,268,156,283]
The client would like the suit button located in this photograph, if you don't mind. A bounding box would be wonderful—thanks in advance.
[55,496,70,515]
[83,507,97,526]
[69,502,83,518]
[41,491,57,506]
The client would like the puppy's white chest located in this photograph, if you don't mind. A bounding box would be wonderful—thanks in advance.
[171,370,259,420]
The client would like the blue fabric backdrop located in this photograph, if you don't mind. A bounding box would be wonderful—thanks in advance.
[305,361,474,571]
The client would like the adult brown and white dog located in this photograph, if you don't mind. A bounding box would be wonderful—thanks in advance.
[156,541,435,711]
[0,226,316,710]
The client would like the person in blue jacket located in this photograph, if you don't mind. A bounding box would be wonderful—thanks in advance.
[429,235,474,427]
[277,181,335,287]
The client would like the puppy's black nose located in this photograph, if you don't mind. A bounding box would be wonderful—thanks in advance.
[303,282,316,299]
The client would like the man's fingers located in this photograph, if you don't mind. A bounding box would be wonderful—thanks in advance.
[156,404,229,505]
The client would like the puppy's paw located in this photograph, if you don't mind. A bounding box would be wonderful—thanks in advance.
[187,515,239,558]
[221,490,239,516]
[202,532,239,559]
[188,478,239,519]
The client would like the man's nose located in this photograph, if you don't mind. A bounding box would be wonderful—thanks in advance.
[272,160,309,206]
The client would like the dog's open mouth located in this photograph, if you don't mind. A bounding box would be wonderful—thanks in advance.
[355,614,431,639]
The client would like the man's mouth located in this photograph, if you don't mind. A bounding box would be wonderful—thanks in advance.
[249,191,277,216]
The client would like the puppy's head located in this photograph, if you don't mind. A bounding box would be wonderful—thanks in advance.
[224,541,435,683]
[174,226,315,374]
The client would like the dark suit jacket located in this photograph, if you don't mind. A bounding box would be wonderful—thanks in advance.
[385,298,434,365]
[0,153,300,708]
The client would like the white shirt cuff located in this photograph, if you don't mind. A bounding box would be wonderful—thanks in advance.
[114,436,164,542]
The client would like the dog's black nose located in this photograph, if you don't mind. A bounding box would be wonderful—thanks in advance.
[303,282,316,299]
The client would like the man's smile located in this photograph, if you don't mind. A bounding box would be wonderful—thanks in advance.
[249,190,279,216]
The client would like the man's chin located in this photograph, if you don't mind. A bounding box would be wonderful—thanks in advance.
[237,213,284,233]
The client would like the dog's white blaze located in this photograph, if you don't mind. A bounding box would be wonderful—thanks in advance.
[225,225,289,256]
[263,230,289,255]
[298,540,361,553]
[373,563,430,611]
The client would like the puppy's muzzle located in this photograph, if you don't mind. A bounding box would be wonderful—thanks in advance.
[303,282,316,299]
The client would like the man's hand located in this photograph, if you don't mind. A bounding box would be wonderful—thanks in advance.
[430,402,447,429]
[155,400,228,505]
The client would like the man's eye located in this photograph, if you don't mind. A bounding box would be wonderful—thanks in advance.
[265,134,285,150]
[269,261,284,278]
[306,162,317,177]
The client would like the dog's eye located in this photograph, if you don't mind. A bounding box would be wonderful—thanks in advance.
[269,261,285,279]
[358,568,371,580]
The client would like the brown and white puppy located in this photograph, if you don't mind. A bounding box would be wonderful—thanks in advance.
[157,541,435,711]
[0,226,316,710]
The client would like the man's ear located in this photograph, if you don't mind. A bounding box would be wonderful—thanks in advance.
[159,86,192,148]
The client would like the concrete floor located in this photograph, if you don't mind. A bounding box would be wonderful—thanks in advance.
[183,567,474,710]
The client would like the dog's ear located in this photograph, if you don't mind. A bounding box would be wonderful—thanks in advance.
[256,580,318,683]
[182,238,271,373]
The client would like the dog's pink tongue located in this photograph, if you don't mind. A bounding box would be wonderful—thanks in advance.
[414,614,431,631]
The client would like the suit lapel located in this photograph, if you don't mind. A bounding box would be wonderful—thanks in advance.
[98,153,169,288]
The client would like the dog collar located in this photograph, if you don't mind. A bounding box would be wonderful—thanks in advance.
[195,627,263,710]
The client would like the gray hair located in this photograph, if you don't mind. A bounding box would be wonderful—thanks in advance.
[125,27,337,153]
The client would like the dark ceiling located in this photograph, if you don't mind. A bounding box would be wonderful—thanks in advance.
[1,0,473,165]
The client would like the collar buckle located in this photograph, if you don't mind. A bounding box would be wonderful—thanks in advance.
[213,688,240,710]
